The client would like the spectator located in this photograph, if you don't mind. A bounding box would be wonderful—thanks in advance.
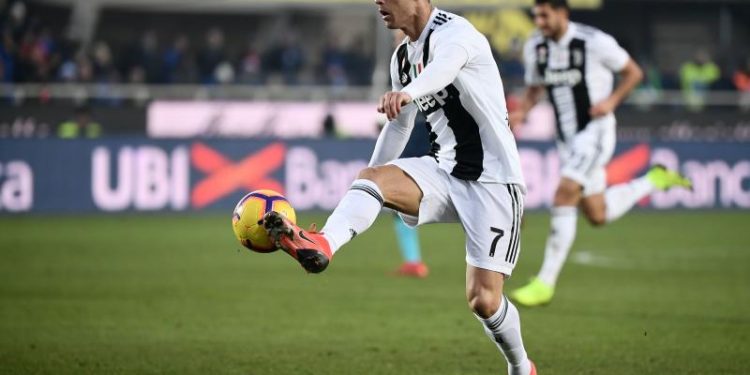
[679,50,720,111]
[57,106,102,138]
[733,57,750,92]
[322,37,348,86]
[196,28,226,84]
[734,57,750,110]
[162,34,194,83]
[91,41,117,82]
[345,36,373,86]
[237,40,263,85]
[276,32,305,85]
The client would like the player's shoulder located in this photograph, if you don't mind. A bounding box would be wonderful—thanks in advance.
[431,10,477,39]
[572,22,616,44]
[524,31,546,48]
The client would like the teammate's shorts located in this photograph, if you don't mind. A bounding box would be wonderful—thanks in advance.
[387,156,524,276]
[558,115,616,196]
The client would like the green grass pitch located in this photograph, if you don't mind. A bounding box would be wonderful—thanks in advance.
[1,211,749,374]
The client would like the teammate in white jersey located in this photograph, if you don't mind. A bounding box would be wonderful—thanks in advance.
[510,0,692,307]
[263,1,536,374]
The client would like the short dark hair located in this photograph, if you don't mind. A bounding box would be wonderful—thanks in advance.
[534,0,569,10]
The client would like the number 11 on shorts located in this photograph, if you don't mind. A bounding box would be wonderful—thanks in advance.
[489,227,505,257]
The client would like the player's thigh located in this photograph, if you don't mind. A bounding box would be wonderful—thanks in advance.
[385,157,457,226]
[455,182,524,277]
[554,177,584,206]
[559,127,614,203]
[359,164,422,216]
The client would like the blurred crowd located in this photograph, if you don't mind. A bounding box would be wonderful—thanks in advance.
[0,0,748,115]
[0,1,374,86]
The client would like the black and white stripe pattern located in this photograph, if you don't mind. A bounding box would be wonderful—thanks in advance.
[505,185,522,264]
[351,183,384,206]
[433,11,452,26]
[486,295,510,331]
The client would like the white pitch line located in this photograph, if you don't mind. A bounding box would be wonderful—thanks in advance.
[569,250,636,269]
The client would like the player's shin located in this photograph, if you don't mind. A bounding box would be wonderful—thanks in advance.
[476,295,532,375]
[538,206,578,286]
[604,176,654,223]
[321,179,384,254]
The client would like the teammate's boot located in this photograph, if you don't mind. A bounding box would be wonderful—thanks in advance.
[395,261,429,278]
[646,164,692,191]
[529,359,538,375]
[262,211,332,273]
[510,277,554,307]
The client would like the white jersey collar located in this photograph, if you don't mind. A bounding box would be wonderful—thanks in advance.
[409,7,440,46]
[551,21,577,46]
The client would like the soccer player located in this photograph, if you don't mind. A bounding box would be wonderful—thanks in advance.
[263,0,536,373]
[509,0,692,307]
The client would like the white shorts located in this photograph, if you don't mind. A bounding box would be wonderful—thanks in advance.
[558,116,616,196]
[387,157,524,276]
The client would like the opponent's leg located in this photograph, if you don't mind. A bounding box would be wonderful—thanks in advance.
[393,213,428,278]
[264,164,422,273]
[512,177,581,307]
[467,266,535,375]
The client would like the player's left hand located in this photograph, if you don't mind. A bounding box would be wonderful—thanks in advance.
[589,98,616,118]
[378,91,413,121]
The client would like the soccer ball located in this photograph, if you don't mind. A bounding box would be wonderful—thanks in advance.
[232,189,297,253]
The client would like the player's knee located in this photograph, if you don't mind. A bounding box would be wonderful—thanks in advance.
[554,182,581,205]
[356,167,388,189]
[467,291,502,319]
[585,211,607,227]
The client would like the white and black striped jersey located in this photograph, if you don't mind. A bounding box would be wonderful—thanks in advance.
[523,22,630,142]
[386,8,524,186]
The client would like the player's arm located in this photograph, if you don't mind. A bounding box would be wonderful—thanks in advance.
[369,105,417,167]
[589,59,643,117]
[590,33,644,118]
[370,52,419,167]
[378,42,470,121]
[509,85,545,130]
[510,38,545,130]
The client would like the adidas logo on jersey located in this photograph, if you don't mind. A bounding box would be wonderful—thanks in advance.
[543,68,583,86]
[414,87,450,114]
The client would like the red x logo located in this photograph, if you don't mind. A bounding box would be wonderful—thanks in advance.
[191,142,286,209]
[606,143,651,205]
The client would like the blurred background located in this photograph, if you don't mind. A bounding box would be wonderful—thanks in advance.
[0,0,748,213]
[0,1,748,374]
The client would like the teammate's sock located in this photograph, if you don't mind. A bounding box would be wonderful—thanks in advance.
[537,206,577,287]
[604,176,654,223]
[393,214,421,263]
[321,179,384,254]
[477,296,531,375]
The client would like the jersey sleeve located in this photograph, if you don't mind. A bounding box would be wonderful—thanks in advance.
[523,38,543,86]
[400,39,470,100]
[370,47,417,167]
[595,32,630,72]
[399,23,478,101]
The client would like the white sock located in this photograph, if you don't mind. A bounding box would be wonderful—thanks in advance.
[604,176,655,223]
[321,179,384,254]
[537,206,577,287]
[477,296,531,375]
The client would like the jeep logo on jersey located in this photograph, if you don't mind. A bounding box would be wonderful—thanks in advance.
[543,68,583,86]
[414,87,451,115]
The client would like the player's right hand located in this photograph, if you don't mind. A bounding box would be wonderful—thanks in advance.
[508,110,526,131]
[378,91,412,121]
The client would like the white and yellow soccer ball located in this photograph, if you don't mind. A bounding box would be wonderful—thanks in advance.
[231,189,297,253]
